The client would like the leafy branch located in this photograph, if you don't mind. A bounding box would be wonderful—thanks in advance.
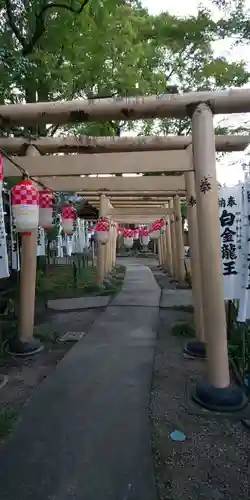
[5,0,90,56]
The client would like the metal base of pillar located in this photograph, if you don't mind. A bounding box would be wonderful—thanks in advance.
[193,381,248,412]
[184,340,206,359]
[7,338,44,357]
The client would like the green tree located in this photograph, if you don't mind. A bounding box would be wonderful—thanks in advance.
[1,1,249,140]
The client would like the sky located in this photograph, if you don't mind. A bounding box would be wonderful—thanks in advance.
[123,0,250,185]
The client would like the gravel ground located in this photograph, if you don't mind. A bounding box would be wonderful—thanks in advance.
[150,267,250,500]
[0,308,104,431]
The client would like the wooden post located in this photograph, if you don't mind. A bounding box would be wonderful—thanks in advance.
[161,230,167,272]
[112,224,117,267]
[165,206,173,275]
[184,168,206,357]
[173,195,185,282]
[191,102,246,411]
[158,236,163,267]
[9,146,43,356]
[169,198,178,279]
[97,194,106,284]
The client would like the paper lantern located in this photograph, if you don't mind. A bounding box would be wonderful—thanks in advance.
[95,218,110,245]
[149,219,165,240]
[11,179,39,234]
[133,229,139,240]
[39,188,54,231]
[123,228,134,248]
[61,205,77,235]
[140,228,150,246]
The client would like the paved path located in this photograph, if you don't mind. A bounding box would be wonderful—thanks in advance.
[0,263,160,500]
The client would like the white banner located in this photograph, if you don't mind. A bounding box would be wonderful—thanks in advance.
[37,227,46,256]
[218,184,242,300]
[56,235,63,258]
[0,187,9,279]
[9,193,20,271]
[237,176,250,322]
[66,236,73,256]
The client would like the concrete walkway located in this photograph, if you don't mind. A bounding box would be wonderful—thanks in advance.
[0,263,160,500]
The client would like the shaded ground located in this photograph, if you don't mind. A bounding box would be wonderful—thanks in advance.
[0,308,104,443]
[0,264,125,443]
[150,266,250,500]
[0,261,159,500]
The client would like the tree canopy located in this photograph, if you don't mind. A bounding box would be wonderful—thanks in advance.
[0,0,249,140]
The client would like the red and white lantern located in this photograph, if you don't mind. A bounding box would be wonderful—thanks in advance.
[149,219,165,240]
[133,228,139,240]
[95,218,110,245]
[39,188,54,231]
[140,227,150,247]
[123,228,134,248]
[61,205,77,236]
[11,179,39,234]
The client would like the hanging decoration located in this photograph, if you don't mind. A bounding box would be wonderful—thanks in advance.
[11,179,39,235]
[237,175,250,322]
[133,228,139,240]
[140,227,150,247]
[36,226,46,257]
[61,205,77,236]
[39,188,54,231]
[0,155,9,278]
[160,219,166,233]
[218,184,242,301]
[56,234,64,258]
[66,235,73,256]
[95,218,110,245]
[123,228,134,248]
[149,219,165,240]
[9,192,20,271]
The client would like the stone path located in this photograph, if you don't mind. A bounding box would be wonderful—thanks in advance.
[47,295,110,311]
[0,262,160,500]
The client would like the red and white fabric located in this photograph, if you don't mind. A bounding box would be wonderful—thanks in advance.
[61,205,77,235]
[11,179,39,234]
[39,188,54,231]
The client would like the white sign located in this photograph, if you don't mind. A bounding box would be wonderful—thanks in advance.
[218,185,242,300]
[0,187,9,278]
[237,176,250,322]
[9,193,20,271]
[66,236,73,256]
[37,227,46,256]
[56,235,63,258]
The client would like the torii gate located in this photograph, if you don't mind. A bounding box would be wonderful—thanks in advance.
[1,88,249,412]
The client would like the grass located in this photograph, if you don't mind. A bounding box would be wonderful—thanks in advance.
[0,407,19,441]
[36,264,126,300]
[169,305,194,313]
[172,321,195,338]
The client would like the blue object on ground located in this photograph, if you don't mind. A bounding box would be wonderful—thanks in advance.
[170,430,186,442]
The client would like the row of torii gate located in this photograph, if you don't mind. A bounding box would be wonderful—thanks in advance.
[2,89,250,412]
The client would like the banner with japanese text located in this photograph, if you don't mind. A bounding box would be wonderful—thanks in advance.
[218,184,242,300]
[237,175,250,322]
[0,189,9,279]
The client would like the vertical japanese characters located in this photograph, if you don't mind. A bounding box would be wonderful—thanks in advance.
[218,185,241,300]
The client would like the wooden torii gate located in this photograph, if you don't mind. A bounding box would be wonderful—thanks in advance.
[1,88,249,412]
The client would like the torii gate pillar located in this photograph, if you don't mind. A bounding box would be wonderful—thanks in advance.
[191,102,246,411]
